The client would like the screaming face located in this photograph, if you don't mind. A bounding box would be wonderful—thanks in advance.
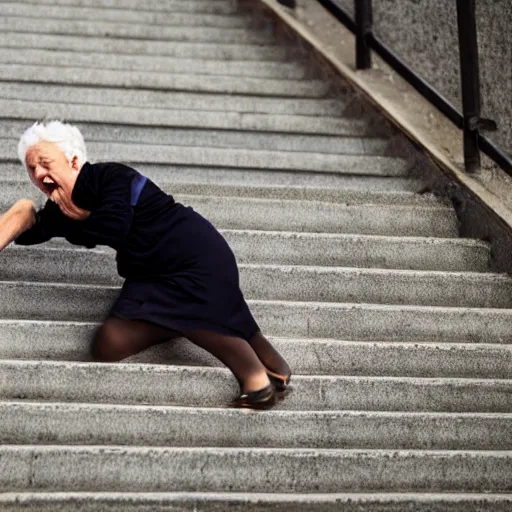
[25,141,80,203]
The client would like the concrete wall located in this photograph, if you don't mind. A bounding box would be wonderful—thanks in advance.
[332,0,512,157]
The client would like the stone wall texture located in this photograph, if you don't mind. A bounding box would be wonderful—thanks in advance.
[331,0,512,156]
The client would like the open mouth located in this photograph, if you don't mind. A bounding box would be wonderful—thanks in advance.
[42,178,58,194]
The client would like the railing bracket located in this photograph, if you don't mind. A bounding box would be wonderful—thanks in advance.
[468,117,498,132]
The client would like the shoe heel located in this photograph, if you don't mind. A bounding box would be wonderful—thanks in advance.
[267,372,291,392]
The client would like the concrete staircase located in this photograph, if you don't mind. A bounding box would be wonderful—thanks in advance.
[0,0,511,509]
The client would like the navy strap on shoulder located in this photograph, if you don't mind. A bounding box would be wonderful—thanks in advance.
[130,174,148,207]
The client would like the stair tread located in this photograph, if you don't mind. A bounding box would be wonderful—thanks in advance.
[0,32,289,59]
[0,17,273,44]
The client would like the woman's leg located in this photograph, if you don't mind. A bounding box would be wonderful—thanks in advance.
[248,330,292,381]
[183,329,271,394]
[91,316,181,362]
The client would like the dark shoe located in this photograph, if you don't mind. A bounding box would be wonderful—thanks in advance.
[229,384,277,410]
[267,370,292,392]
[277,0,296,8]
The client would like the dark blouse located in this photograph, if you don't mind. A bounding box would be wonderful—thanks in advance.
[17,162,202,277]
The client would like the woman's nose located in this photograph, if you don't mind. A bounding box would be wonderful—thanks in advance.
[33,165,45,181]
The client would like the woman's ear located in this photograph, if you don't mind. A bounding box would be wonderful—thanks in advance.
[70,155,80,172]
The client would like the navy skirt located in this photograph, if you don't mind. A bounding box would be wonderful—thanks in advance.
[110,207,260,341]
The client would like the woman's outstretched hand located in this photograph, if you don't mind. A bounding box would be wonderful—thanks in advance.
[51,187,90,221]
[0,200,37,252]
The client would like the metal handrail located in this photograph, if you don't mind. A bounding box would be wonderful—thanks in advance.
[316,0,512,176]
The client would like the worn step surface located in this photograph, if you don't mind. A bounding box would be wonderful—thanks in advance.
[0,4,250,26]
[2,360,512,412]
[0,141,410,175]
[0,192,455,236]
[220,230,490,271]
[0,86,345,114]
[1,492,511,512]
[0,179,443,211]
[0,100,372,133]
[0,86,345,117]
[0,33,289,59]
[0,247,509,307]
[0,492,512,512]
[1,324,511,378]
[0,189,454,236]
[0,68,330,97]
[2,401,512,450]
[0,18,273,44]
[2,231,492,272]
[0,162,424,192]
[0,49,308,79]
[1,290,512,343]
[173,195,457,236]
[1,123,388,155]
[1,445,512,493]
[0,0,239,14]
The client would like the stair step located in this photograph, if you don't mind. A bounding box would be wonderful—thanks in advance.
[2,290,511,342]
[158,184,436,204]
[2,401,512,450]
[4,194,457,235]
[0,17,272,44]
[220,230,490,271]
[239,265,512,308]
[1,360,512,412]
[0,5,248,26]
[1,492,511,512]
[0,141,409,176]
[0,86,345,115]
[0,67,329,97]
[1,121,389,156]
[166,195,457,236]
[3,108,363,141]
[0,248,508,307]
[0,49,308,79]
[3,193,454,236]
[0,179,444,211]
[2,227,493,272]
[1,0,238,15]
[0,33,288,59]
[1,445,511,492]
[0,162,424,192]
[1,322,511,378]
[0,100,370,134]
[255,300,512,342]
[131,164,420,190]
[123,338,512,379]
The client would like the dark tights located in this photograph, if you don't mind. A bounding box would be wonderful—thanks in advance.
[91,317,290,393]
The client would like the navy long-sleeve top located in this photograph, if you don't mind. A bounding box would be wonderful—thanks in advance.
[17,162,206,277]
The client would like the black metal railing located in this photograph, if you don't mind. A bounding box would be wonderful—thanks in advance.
[316,0,512,176]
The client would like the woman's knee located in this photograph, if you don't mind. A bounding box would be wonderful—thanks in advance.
[90,318,134,362]
[90,317,179,362]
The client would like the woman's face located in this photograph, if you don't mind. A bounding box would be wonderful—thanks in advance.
[25,141,80,202]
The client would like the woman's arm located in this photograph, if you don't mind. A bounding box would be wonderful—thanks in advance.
[0,200,37,252]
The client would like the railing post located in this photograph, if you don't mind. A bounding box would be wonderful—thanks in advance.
[355,0,372,69]
[456,0,495,173]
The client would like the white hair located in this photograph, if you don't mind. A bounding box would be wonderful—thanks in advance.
[18,121,87,169]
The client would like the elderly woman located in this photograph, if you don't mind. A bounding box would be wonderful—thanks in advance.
[0,121,291,409]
